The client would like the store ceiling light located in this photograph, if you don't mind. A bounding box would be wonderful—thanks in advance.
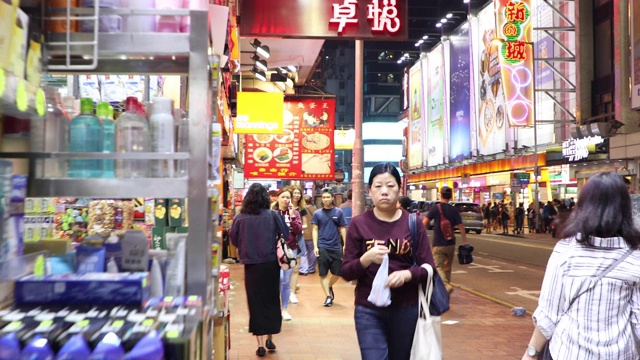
[251,66,267,82]
[250,38,271,59]
[255,59,268,71]
[435,23,442,28]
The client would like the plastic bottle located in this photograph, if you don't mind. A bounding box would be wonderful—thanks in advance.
[149,97,175,177]
[55,333,92,359]
[90,332,125,360]
[69,98,103,178]
[0,333,21,360]
[20,335,55,360]
[123,330,163,360]
[124,0,156,33]
[31,87,69,178]
[97,102,116,178]
[115,97,150,178]
[174,109,188,177]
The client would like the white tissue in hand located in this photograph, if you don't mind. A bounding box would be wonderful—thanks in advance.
[367,254,391,307]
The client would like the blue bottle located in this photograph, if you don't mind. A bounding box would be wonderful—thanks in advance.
[97,102,115,178]
[68,98,103,178]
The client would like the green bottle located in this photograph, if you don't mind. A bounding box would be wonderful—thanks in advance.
[68,98,103,178]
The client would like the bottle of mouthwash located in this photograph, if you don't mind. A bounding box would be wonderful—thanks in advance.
[68,98,103,178]
[97,102,115,178]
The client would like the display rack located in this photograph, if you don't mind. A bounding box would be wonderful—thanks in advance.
[0,8,219,359]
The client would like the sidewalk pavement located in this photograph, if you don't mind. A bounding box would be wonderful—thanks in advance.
[226,263,534,359]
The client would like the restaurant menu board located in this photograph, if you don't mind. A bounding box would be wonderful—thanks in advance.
[244,98,336,180]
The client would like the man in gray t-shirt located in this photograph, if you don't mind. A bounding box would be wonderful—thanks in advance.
[312,187,347,307]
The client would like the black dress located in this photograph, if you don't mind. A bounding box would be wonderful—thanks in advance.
[245,260,282,335]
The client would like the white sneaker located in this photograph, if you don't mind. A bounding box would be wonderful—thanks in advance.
[289,293,299,304]
[282,310,292,321]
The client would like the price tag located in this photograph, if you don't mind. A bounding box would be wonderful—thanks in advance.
[0,68,5,98]
[36,88,45,117]
[16,79,27,112]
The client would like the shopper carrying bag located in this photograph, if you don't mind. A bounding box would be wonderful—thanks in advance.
[410,263,443,360]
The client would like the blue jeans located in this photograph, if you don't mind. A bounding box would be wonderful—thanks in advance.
[295,234,307,257]
[354,304,418,360]
[280,268,293,309]
[300,239,317,274]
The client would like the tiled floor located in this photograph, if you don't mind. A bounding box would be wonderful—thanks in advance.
[226,263,533,359]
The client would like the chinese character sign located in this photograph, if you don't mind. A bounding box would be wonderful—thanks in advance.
[425,45,444,166]
[240,0,407,40]
[408,62,424,170]
[244,98,336,180]
[496,0,534,127]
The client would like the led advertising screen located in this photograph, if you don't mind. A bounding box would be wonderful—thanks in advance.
[425,45,445,166]
[476,4,506,155]
[408,62,424,169]
[449,25,472,162]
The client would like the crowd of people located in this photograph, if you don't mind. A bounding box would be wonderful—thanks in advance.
[229,167,640,359]
[481,198,576,237]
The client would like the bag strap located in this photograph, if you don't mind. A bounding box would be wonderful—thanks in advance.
[566,247,634,310]
[437,204,445,218]
[417,264,434,318]
[271,210,286,237]
[409,213,418,266]
[321,208,341,229]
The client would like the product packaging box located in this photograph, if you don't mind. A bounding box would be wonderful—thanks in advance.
[151,226,176,250]
[0,0,18,71]
[154,199,168,227]
[14,272,150,306]
[168,199,184,227]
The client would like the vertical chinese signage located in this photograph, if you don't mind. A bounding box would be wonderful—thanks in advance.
[496,0,534,127]
[244,98,336,180]
[425,45,444,166]
[408,62,424,170]
[449,25,472,162]
[632,0,640,109]
[476,4,506,155]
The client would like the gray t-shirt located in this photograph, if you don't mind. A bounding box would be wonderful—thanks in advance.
[312,207,347,251]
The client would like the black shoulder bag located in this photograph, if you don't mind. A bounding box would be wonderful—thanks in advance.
[409,213,450,316]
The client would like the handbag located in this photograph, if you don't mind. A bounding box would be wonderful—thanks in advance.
[409,213,450,316]
[536,247,634,360]
[410,263,442,360]
[272,211,296,270]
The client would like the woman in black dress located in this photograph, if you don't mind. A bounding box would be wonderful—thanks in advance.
[229,183,289,356]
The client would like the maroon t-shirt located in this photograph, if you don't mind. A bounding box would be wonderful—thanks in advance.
[340,210,435,309]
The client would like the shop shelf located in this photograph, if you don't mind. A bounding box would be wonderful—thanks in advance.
[29,177,188,198]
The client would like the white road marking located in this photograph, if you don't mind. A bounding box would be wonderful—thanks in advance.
[467,263,514,273]
[505,287,540,301]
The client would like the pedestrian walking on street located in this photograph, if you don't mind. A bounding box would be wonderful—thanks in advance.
[483,202,492,234]
[422,185,469,292]
[300,194,318,275]
[289,185,309,305]
[312,186,347,307]
[514,202,525,234]
[341,163,436,360]
[229,183,289,357]
[523,172,640,360]
[272,187,303,321]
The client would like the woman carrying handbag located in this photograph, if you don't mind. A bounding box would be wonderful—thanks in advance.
[523,172,640,360]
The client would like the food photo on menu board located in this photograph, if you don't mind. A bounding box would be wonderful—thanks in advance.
[244,98,336,179]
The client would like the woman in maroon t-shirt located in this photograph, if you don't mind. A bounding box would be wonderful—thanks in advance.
[340,163,436,360]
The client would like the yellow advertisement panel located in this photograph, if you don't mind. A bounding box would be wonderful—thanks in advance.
[335,128,355,150]
[235,92,284,134]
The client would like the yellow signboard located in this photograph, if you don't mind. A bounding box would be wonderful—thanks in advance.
[235,92,284,134]
[334,128,355,150]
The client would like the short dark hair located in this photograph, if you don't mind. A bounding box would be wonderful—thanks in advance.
[242,183,270,214]
[559,172,640,248]
[346,189,353,200]
[321,187,334,196]
[440,186,453,200]
[398,196,412,210]
[368,163,402,188]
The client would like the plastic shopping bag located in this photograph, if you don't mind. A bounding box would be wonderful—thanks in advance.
[367,254,391,307]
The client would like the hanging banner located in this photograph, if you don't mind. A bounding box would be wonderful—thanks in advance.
[496,0,534,127]
[334,128,355,150]
[449,25,472,162]
[239,0,408,40]
[244,98,336,180]
[476,4,506,155]
[408,62,424,170]
[425,45,444,166]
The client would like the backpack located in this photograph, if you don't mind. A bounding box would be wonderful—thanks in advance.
[437,204,455,241]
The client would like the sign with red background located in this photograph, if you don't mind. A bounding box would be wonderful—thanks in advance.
[244,98,336,180]
[239,0,408,40]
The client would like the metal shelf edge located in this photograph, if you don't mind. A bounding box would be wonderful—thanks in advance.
[29,178,188,198]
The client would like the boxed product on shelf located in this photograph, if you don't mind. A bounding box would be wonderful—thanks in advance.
[0,0,19,71]
[154,199,168,226]
[88,200,134,237]
[168,198,185,227]
[14,272,151,306]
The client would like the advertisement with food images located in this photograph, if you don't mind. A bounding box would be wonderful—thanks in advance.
[449,24,472,162]
[496,0,534,127]
[244,98,335,179]
[425,45,444,166]
[408,62,424,170]
[476,3,506,155]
